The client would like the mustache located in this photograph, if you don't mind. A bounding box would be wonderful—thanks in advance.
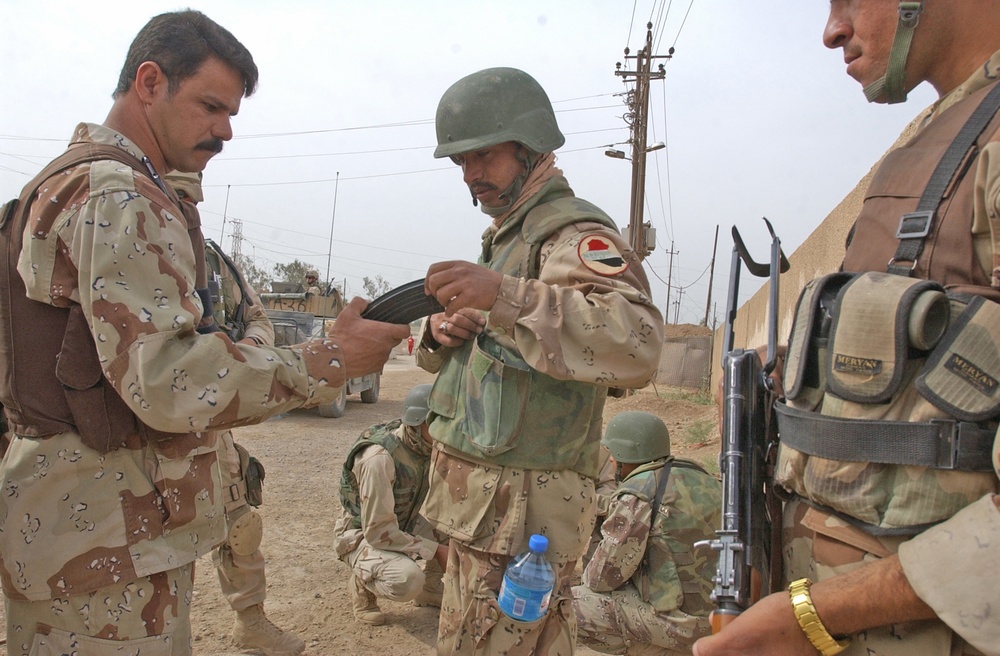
[469,182,496,195]
[195,138,224,154]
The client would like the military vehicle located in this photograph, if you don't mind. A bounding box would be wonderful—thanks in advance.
[261,283,379,418]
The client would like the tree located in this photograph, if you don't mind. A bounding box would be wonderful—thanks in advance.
[273,260,316,287]
[362,275,392,299]
[232,253,270,292]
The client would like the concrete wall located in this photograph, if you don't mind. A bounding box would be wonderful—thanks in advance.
[709,109,930,389]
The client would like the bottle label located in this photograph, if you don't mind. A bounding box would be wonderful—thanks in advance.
[498,577,552,622]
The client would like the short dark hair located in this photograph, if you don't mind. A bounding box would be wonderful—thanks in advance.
[113,10,258,99]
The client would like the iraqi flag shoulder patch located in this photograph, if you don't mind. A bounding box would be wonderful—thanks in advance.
[578,235,628,276]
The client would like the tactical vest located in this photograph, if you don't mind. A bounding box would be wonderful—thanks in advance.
[338,419,431,533]
[427,180,619,477]
[616,459,720,615]
[776,81,1000,535]
[0,144,201,453]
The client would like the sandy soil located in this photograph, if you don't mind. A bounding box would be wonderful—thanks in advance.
[0,345,720,656]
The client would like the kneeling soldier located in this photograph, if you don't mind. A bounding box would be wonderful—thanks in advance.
[334,384,449,625]
[573,411,722,655]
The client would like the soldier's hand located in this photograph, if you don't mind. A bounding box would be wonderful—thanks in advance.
[425,261,503,315]
[692,591,814,655]
[327,297,410,378]
[428,308,485,348]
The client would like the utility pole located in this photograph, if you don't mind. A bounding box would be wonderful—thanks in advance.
[664,240,678,324]
[614,23,672,260]
[673,287,685,324]
[704,225,719,326]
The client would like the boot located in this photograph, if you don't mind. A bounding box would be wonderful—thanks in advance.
[351,575,385,625]
[232,603,306,656]
[411,561,444,608]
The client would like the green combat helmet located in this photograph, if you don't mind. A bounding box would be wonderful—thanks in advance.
[401,383,433,427]
[602,411,671,464]
[433,67,565,159]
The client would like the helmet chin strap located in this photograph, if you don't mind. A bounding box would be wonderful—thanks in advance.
[478,147,539,217]
[863,1,924,104]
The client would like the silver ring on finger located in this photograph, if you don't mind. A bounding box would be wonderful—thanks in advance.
[439,321,449,334]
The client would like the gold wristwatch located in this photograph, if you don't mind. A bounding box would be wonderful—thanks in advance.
[788,578,851,656]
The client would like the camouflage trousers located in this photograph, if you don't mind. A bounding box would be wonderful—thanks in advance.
[215,433,267,611]
[437,540,577,656]
[4,562,194,656]
[342,538,428,602]
[572,583,708,655]
[214,543,267,611]
[784,498,985,656]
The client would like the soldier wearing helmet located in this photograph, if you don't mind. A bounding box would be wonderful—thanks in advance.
[304,268,322,295]
[415,67,664,654]
[695,3,1000,656]
[334,383,449,626]
[165,171,305,656]
[572,412,721,655]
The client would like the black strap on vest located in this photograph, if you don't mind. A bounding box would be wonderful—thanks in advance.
[888,82,1000,276]
[775,401,995,472]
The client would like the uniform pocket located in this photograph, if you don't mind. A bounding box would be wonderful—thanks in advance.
[31,626,175,656]
[463,335,530,457]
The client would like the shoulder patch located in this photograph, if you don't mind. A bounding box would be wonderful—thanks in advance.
[578,235,628,276]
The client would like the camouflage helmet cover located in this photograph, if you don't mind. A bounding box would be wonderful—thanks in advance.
[305,268,319,278]
[434,67,565,159]
[402,383,433,427]
[602,411,671,464]
[163,171,204,203]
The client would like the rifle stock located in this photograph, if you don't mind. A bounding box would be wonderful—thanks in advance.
[698,218,788,630]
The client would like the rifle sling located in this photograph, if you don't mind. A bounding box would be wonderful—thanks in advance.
[775,401,994,471]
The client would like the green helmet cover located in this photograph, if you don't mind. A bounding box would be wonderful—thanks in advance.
[434,67,565,159]
[601,411,671,464]
[402,383,433,427]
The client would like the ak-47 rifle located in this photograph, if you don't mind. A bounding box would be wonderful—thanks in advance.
[697,218,789,632]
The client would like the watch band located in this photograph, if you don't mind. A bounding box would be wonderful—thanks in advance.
[788,578,850,656]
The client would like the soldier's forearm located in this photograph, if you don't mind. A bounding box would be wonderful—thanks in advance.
[809,554,935,637]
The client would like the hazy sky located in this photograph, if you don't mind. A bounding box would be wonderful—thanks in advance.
[0,1,937,326]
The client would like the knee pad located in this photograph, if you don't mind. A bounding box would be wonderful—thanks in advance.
[227,507,263,556]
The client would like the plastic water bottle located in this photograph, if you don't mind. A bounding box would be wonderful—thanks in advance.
[498,534,556,622]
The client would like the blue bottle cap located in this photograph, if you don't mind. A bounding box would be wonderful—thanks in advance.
[528,534,548,553]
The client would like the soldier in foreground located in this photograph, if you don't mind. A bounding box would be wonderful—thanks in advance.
[574,412,721,655]
[0,11,407,653]
[415,67,664,654]
[334,383,449,625]
[167,172,305,656]
[694,2,1000,655]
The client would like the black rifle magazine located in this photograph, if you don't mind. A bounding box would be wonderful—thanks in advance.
[360,279,445,324]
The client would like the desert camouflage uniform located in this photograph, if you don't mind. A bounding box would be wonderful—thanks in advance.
[573,458,721,655]
[775,52,1000,656]
[417,173,663,655]
[0,124,344,655]
[584,445,619,565]
[334,419,442,602]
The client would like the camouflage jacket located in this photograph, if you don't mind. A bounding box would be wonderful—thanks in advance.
[0,123,340,601]
[333,420,438,561]
[582,458,721,616]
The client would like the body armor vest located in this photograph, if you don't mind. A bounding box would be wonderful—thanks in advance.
[427,179,618,477]
[776,81,1000,535]
[616,459,720,615]
[339,420,431,533]
[0,144,200,453]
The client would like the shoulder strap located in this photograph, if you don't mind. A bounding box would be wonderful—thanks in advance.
[888,81,1000,276]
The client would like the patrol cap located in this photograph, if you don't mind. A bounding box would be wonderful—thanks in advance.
[402,383,433,427]
[434,67,565,159]
[601,411,671,464]
[163,171,204,203]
